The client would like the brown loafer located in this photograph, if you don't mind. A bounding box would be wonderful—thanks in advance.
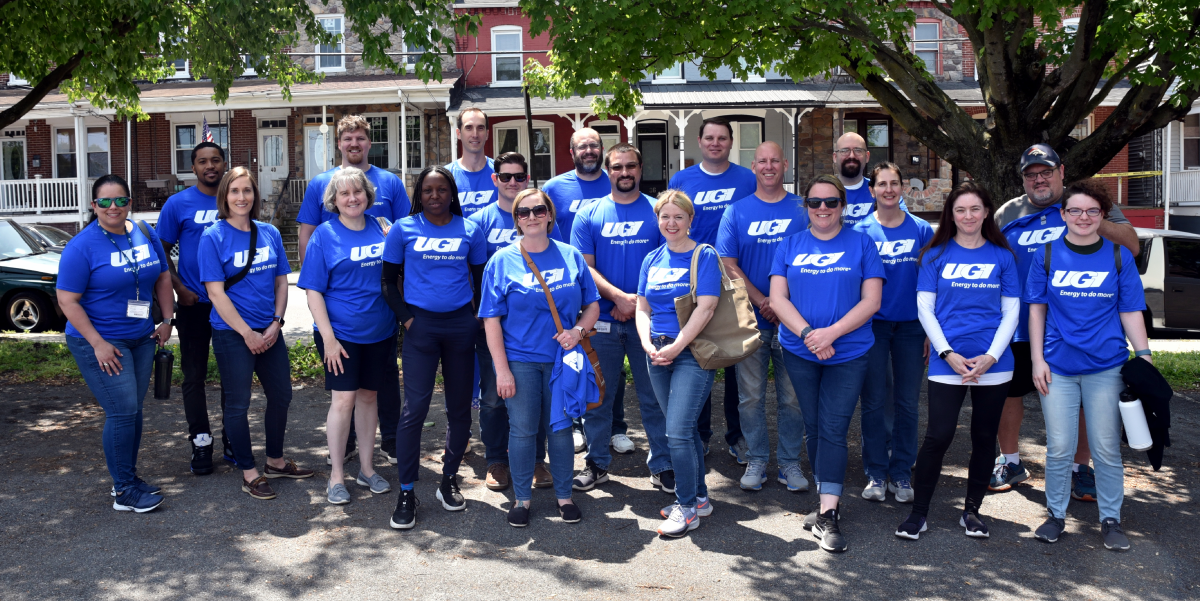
[242,475,276,500]
[533,462,553,488]
[263,458,315,479]
[486,463,511,491]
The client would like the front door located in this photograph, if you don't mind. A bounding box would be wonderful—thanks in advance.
[637,123,668,197]
[257,129,287,196]
[1,139,25,180]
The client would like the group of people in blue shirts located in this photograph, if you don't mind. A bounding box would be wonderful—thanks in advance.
[57,110,1149,554]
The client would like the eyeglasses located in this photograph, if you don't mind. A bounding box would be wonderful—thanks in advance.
[834,148,868,158]
[573,143,602,152]
[804,197,842,209]
[609,162,641,173]
[496,172,528,183]
[515,204,549,220]
[1023,169,1057,182]
[94,197,131,208]
[1064,207,1102,217]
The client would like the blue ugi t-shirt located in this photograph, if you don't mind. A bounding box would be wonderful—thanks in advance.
[770,228,886,364]
[297,218,397,344]
[570,194,664,322]
[716,192,809,329]
[853,212,935,322]
[638,244,722,338]
[543,170,612,237]
[445,158,498,218]
[297,165,412,226]
[1023,238,1145,375]
[917,240,1020,378]
[382,213,487,311]
[198,220,291,330]
[479,240,600,363]
[1001,205,1066,342]
[58,221,167,340]
[668,163,757,246]
[156,186,219,302]
[467,201,562,259]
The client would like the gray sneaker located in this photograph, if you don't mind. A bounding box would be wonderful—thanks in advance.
[356,471,391,494]
[862,478,887,501]
[888,479,915,503]
[1034,516,1066,543]
[740,461,768,490]
[327,482,351,505]
[728,437,750,466]
[1101,518,1130,551]
[777,463,810,492]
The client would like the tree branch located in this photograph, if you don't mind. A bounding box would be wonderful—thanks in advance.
[0,51,86,131]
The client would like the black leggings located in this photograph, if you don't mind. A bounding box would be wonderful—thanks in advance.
[912,381,1009,517]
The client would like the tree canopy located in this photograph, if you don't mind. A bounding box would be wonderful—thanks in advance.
[522,0,1200,200]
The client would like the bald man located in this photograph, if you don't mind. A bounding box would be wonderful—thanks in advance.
[834,132,903,226]
[544,128,613,241]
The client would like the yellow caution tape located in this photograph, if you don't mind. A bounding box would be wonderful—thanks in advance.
[1090,171,1162,179]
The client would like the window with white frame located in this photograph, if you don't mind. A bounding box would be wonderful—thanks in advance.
[405,115,423,170]
[317,16,345,72]
[55,127,110,178]
[174,123,229,175]
[1184,114,1199,170]
[732,58,767,83]
[1070,116,1092,140]
[242,55,261,76]
[492,26,523,85]
[405,40,425,71]
[495,124,553,181]
[732,122,762,167]
[654,63,685,83]
[591,123,621,152]
[7,73,28,86]
[913,22,940,74]
[366,116,390,169]
[170,58,189,79]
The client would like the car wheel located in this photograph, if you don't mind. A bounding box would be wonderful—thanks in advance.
[6,292,51,332]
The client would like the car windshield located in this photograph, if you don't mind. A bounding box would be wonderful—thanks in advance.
[32,226,71,246]
[0,221,44,260]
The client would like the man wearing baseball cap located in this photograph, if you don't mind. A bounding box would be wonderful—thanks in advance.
[991,143,1140,500]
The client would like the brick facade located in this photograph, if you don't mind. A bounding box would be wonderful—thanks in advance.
[24,119,52,179]
[455,6,551,88]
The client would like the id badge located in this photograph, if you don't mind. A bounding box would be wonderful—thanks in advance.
[127,300,151,319]
[594,321,611,334]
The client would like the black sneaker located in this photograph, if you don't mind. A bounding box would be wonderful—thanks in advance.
[895,514,928,540]
[381,439,398,465]
[390,488,419,529]
[190,437,214,476]
[1101,518,1130,551]
[651,470,676,494]
[1034,516,1066,543]
[508,503,530,527]
[436,474,466,511]
[558,502,583,524]
[572,462,609,491]
[222,437,236,466]
[960,511,990,538]
[813,508,848,553]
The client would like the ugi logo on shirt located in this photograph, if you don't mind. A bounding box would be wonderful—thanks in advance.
[601,222,643,237]
[1018,227,1066,246]
[792,252,845,267]
[459,191,495,206]
[193,210,219,224]
[694,189,736,205]
[876,239,916,257]
[234,246,271,268]
[110,244,152,267]
[941,263,996,280]
[488,229,519,245]
[1051,270,1109,288]
[563,349,585,373]
[647,267,689,284]
[521,268,565,288]
[845,203,872,218]
[748,220,792,236]
[350,243,385,261]
[414,237,463,252]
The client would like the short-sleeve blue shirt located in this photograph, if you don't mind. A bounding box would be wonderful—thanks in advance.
[668,163,757,246]
[1001,205,1067,342]
[156,186,219,301]
[570,194,664,322]
[853,212,935,322]
[467,202,562,259]
[198,221,291,330]
[715,192,809,329]
[638,244,722,338]
[297,218,397,344]
[57,221,168,340]
[542,170,612,237]
[382,213,486,311]
[297,166,411,226]
[445,158,498,218]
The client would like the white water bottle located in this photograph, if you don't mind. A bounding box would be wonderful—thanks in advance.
[1119,390,1154,451]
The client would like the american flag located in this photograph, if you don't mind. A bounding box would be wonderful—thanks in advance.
[202,117,214,143]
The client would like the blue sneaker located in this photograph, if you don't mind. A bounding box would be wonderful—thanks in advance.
[988,460,1029,491]
[222,438,237,466]
[728,437,749,466]
[113,487,164,513]
[110,478,161,498]
[1072,465,1097,502]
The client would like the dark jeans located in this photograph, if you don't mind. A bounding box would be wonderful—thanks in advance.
[175,301,225,440]
[698,364,741,446]
[782,350,870,496]
[67,335,156,492]
[912,381,1009,517]
[477,332,546,466]
[396,305,476,484]
[211,328,293,471]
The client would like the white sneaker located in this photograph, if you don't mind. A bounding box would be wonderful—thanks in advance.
[740,461,768,490]
[573,429,587,453]
[657,505,699,538]
[610,433,635,454]
[888,479,915,503]
[777,463,810,492]
[862,478,887,501]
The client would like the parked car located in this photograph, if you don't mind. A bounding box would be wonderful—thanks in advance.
[20,224,73,253]
[0,219,61,332]
[1136,227,1200,334]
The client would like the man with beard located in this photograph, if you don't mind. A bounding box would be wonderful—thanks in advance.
[157,141,228,475]
[298,114,411,466]
[834,132,906,226]
[570,143,673,493]
[446,108,499,218]
[991,144,1139,500]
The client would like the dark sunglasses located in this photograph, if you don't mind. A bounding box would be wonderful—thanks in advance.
[804,197,842,209]
[496,172,529,183]
[515,204,549,220]
[94,197,131,208]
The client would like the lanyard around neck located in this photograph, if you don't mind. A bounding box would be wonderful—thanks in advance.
[100,221,141,301]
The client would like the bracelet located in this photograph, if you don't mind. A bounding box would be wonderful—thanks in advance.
[799,326,813,341]
[1134,349,1152,358]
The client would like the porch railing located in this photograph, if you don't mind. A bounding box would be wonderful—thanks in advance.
[1171,170,1200,203]
[0,177,81,214]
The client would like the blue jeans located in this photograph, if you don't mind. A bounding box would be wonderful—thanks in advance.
[68,335,156,492]
[211,329,293,471]
[647,344,713,508]
[506,361,575,501]
[584,320,670,473]
[782,350,869,496]
[1040,365,1125,521]
[861,319,925,482]
[477,332,546,467]
[737,329,803,466]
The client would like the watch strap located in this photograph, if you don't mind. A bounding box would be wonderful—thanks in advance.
[1133,349,1152,358]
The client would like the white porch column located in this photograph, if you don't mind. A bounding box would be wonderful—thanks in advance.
[399,92,407,184]
[559,112,589,131]
[1164,120,1173,230]
[620,114,639,145]
[126,119,132,184]
[775,107,813,192]
[447,112,459,164]
[670,110,702,176]
[74,112,88,227]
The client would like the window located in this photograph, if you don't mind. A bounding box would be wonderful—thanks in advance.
[654,63,684,84]
[55,127,110,178]
[260,119,287,129]
[495,124,553,181]
[242,55,261,76]
[406,41,425,71]
[913,22,940,74]
[1184,114,1199,170]
[1167,239,1200,278]
[591,123,621,151]
[732,58,767,83]
[174,124,229,175]
[405,115,423,170]
[366,116,389,169]
[843,113,892,174]
[170,58,189,79]
[317,16,345,72]
[491,27,523,85]
[306,126,334,178]
[1,139,26,180]
[733,122,762,166]
[1070,116,1092,140]
[7,73,28,86]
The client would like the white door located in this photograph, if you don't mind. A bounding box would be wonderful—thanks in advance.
[305,126,334,179]
[257,129,287,196]
[1,139,25,180]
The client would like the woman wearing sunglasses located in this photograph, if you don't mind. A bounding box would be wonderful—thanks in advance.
[896,182,1018,541]
[382,165,487,530]
[298,168,394,505]
[57,175,174,513]
[635,190,723,538]
[480,189,600,527]
[200,167,313,501]
[770,174,884,553]
[1025,180,1147,551]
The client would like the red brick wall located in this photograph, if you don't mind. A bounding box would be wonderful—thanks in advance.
[484,114,577,178]
[109,121,127,180]
[1091,106,1129,204]
[454,8,550,88]
[229,110,257,170]
[133,114,174,180]
[25,119,52,178]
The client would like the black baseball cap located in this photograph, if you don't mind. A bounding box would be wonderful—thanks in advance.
[1018,143,1061,173]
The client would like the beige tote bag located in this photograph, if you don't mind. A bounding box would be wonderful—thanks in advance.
[673,244,762,370]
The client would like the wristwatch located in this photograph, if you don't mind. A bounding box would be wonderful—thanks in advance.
[161,317,176,326]
[799,326,814,341]
[272,315,285,326]
[939,348,955,360]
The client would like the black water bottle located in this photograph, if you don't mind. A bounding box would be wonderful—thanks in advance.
[154,348,174,400]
